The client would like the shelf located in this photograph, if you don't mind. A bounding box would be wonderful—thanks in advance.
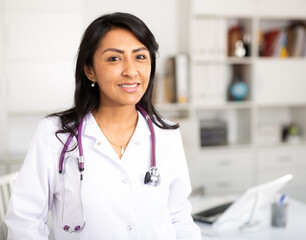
[193,101,252,111]
[192,57,253,65]
[155,103,191,112]
[255,57,306,62]
[199,143,253,152]
[255,142,306,149]
[255,102,306,109]
[258,15,306,21]
[157,101,253,111]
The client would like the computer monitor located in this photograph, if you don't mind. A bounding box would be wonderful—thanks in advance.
[214,174,293,230]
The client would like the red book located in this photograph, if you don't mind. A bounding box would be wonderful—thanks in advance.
[262,29,280,57]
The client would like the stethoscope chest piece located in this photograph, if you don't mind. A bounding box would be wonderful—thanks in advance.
[144,167,160,186]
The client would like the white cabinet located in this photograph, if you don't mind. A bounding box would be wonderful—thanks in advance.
[258,0,306,18]
[199,151,254,195]
[254,59,306,105]
[256,146,306,201]
[170,0,306,200]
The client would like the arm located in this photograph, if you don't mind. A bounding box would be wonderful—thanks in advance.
[168,130,202,240]
[5,119,55,240]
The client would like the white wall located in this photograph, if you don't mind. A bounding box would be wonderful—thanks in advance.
[1,0,83,156]
[81,0,181,77]
[0,0,189,166]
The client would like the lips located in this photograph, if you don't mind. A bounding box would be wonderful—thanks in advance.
[118,83,140,93]
[118,83,139,88]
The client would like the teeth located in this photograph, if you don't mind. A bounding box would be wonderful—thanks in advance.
[119,84,138,88]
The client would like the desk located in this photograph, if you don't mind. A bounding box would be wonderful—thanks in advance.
[190,196,306,240]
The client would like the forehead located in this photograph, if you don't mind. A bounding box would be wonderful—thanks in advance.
[98,27,146,50]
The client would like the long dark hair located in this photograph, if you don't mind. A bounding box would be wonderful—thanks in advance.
[49,12,178,139]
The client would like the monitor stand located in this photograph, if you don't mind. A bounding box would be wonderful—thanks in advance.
[240,193,261,232]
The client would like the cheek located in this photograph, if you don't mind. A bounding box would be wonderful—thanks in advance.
[142,65,151,85]
[95,67,118,86]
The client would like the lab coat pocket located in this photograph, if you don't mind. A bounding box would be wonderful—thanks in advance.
[147,184,176,239]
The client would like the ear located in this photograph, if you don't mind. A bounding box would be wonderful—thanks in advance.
[84,65,95,81]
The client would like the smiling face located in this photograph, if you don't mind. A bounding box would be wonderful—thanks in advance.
[84,27,151,108]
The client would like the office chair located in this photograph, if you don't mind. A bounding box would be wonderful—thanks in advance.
[0,172,19,240]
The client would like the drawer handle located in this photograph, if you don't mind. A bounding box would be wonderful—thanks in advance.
[278,156,292,163]
[216,181,231,188]
[216,160,231,166]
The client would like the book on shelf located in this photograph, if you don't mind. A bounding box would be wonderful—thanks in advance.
[174,53,189,103]
[163,57,176,103]
[262,29,280,57]
[260,22,306,57]
[192,64,229,106]
[273,29,288,58]
[290,24,306,57]
[163,54,189,104]
[192,18,227,59]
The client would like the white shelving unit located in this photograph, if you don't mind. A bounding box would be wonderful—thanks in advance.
[161,0,306,201]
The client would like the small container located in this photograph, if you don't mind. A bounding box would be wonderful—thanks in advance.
[271,202,288,228]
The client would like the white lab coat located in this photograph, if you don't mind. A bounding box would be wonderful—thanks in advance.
[5,111,201,240]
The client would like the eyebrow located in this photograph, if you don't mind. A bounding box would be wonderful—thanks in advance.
[102,47,149,54]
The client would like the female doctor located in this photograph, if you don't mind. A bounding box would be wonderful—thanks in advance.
[5,12,201,240]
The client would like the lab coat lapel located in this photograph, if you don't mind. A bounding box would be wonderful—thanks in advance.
[128,111,151,145]
[119,111,152,165]
[83,113,119,161]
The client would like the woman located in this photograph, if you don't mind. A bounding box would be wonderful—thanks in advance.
[5,12,201,240]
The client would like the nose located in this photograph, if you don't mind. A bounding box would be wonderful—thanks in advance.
[122,59,138,78]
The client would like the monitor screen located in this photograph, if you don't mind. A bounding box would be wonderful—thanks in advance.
[214,174,293,230]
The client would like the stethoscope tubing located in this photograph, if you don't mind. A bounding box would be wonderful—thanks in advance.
[136,105,156,167]
[60,158,86,233]
[59,118,84,174]
[58,105,159,233]
[59,105,156,173]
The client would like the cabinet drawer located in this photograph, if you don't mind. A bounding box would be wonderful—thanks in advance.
[201,152,253,171]
[200,152,254,194]
[203,173,253,195]
[257,148,306,170]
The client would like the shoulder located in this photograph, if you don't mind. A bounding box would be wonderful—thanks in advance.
[153,118,182,142]
[32,116,64,145]
[36,116,61,135]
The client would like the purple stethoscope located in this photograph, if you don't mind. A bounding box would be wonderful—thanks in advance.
[58,104,160,233]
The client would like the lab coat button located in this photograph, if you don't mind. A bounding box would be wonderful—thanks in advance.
[122,179,127,183]
[135,141,140,145]
[97,141,102,146]
[127,225,133,230]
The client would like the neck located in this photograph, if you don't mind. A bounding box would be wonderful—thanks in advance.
[93,105,138,129]
[93,104,138,159]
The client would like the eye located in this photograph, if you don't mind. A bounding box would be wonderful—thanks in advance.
[107,56,120,62]
[136,55,146,60]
